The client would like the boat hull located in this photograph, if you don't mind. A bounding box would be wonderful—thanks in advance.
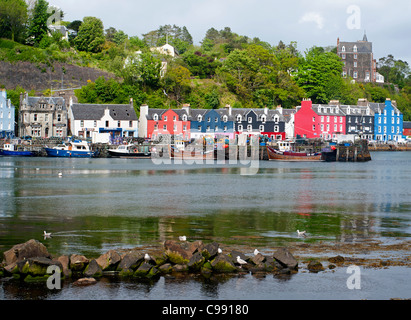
[0,150,36,157]
[108,150,151,158]
[44,148,95,158]
[266,146,323,161]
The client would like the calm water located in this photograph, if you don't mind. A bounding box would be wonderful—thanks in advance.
[1,152,411,300]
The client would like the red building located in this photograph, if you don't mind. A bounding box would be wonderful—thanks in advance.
[146,109,190,140]
[294,99,346,139]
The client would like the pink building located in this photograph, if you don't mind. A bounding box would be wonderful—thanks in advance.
[294,99,346,139]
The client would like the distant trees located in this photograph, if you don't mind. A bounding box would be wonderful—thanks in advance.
[0,0,28,42]
[26,0,50,46]
[378,54,411,88]
[74,16,105,53]
[143,24,193,54]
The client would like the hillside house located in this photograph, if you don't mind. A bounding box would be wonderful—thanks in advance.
[0,89,15,139]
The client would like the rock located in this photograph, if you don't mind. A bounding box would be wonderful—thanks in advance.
[251,253,266,265]
[307,260,324,272]
[328,255,345,264]
[201,242,219,260]
[133,262,152,277]
[164,240,192,264]
[69,254,89,271]
[84,259,103,278]
[159,263,173,274]
[272,248,298,270]
[57,255,71,277]
[187,252,205,271]
[96,250,121,271]
[17,257,62,276]
[172,264,188,272]
[3,239,51,265]
[117,252,144,272]
[210,254,237,273]
[188,240,204,254]
[73,277,97,286]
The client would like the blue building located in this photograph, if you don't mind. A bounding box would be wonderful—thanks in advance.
[188,108,235,139]
[0,89,15,139]
[371,99,404,142]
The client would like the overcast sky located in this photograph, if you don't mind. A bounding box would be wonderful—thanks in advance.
[50,0,411,64]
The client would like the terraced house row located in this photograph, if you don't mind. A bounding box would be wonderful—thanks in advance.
[1,91,407,143]
[139,98,406,143]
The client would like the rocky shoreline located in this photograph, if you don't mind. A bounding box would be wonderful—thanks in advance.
[2,238,411,288]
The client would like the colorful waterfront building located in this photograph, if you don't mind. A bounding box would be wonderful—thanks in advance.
[371,98,404,142]
[294,99,346,139]
[0,89,15,139]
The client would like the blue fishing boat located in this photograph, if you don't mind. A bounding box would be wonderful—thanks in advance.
[44,140,97,158]
[0,143,36,157]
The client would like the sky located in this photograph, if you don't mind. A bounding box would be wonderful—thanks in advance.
[49,0,411,64]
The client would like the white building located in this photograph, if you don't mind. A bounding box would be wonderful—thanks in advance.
[68,98,138,143]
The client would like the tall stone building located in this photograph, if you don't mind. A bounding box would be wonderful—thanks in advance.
[336,34,377,83]
[19,93,68,138]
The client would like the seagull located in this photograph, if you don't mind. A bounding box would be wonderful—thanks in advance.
[236,256,247,267]
[297,230,307,237]
[179,235,187,241]
[254,249,260,256]
[218,248,222,254]
[43,231,52,239]
[144,253,151,262]
[58,172,63,177]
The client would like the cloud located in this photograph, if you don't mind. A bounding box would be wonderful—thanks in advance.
[299,12,325,29]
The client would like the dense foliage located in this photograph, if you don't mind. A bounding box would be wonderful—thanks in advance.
[1,0,411,119]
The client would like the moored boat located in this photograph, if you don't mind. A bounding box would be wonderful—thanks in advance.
[266,146,323,161]
[0,143,36,157]
[170,145,215,160]
[44,140,97,158]
[107,144,151,158]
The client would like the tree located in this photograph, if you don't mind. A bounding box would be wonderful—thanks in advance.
[75,16,105,53]
[0,0,28,42]
[26,0,50,45]
[378,54,410,88]
[122,52,162,89]
[164,65,191,103]
[296,46,344,103]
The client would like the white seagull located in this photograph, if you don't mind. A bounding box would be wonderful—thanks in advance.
[236,256,247,267]
[144,253,152,262]
[297,230,307,237]
[43,231,52,239]
[218,248,223,254]
[179,235,187,241]
[254,249,260,256]
[58,172,63,177]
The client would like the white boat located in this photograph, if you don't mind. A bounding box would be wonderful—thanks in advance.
[107,144,151,158]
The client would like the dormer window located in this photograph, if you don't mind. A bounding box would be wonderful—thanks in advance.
[353,45,357,52]
[223,115,228,122]
[342,46,345,52]
[261,115,266,123]
[197,115,202,122]
[236,115,242,122]
[153,114,158,121]
[274,115,279,123]
[182,115,187,121]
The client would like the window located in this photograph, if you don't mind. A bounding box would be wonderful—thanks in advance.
[207,117,211,123]
[173,116,176,121]
[326,116,330,122]
[342,46,345,52]
[94,120,97,127]
[321,116,324,122]
[321,124,324,131]
[326,124,330,131]
[238,125,243,131]
[153,114,158,121]
[206,126,210,131]
[342,53,346,59]
[80,120,84,127]
[215,126,218,131]
[237,115,242,122]
[215,117,218,123]
[334,124,337,131]
[164,116,167,121]
[334,116,337,122]
[354,54,357,59]
[163,125,167,131]
[312,125,315,131]
[198,125,201,131]
[182,115,187,121]
[154,124,158,131]
[340,124,343,131]
[391,127,395,133]
[261,115,266,123]
[223,115,228,122]
[173,125,177,131]
[274,115,279,122]
[353,45,357,52]
[259,125,264,132]
[354,61,357,68]
[353,71,358,79]
[274,125,279,132]
[129,121,132,127]
[247,125,252,132]
[34,114,38,121]
[118,121,121,128]
[313,117,316,122]
[105,121,109,127]
[248,117,252,123]
[197,115,202,122]
[223,126,227,132]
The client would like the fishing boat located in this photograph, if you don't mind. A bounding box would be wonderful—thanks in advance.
[107,143,151,158]
[266,145,323,161]
[44,140,97,158]
[0,143,36,157]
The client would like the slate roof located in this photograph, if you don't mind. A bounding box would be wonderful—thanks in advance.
[26,96,66,108]
[71,103,137,120]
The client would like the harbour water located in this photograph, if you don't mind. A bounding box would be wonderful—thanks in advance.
[1,152,411,300]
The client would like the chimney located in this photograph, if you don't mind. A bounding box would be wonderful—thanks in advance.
[275,105,283,114]
[224,104,232,116]
[264,106,269,115]
[182,103,191,116]
[357,98,368,107]
[130,97,134,108]
[329,100,340,106]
